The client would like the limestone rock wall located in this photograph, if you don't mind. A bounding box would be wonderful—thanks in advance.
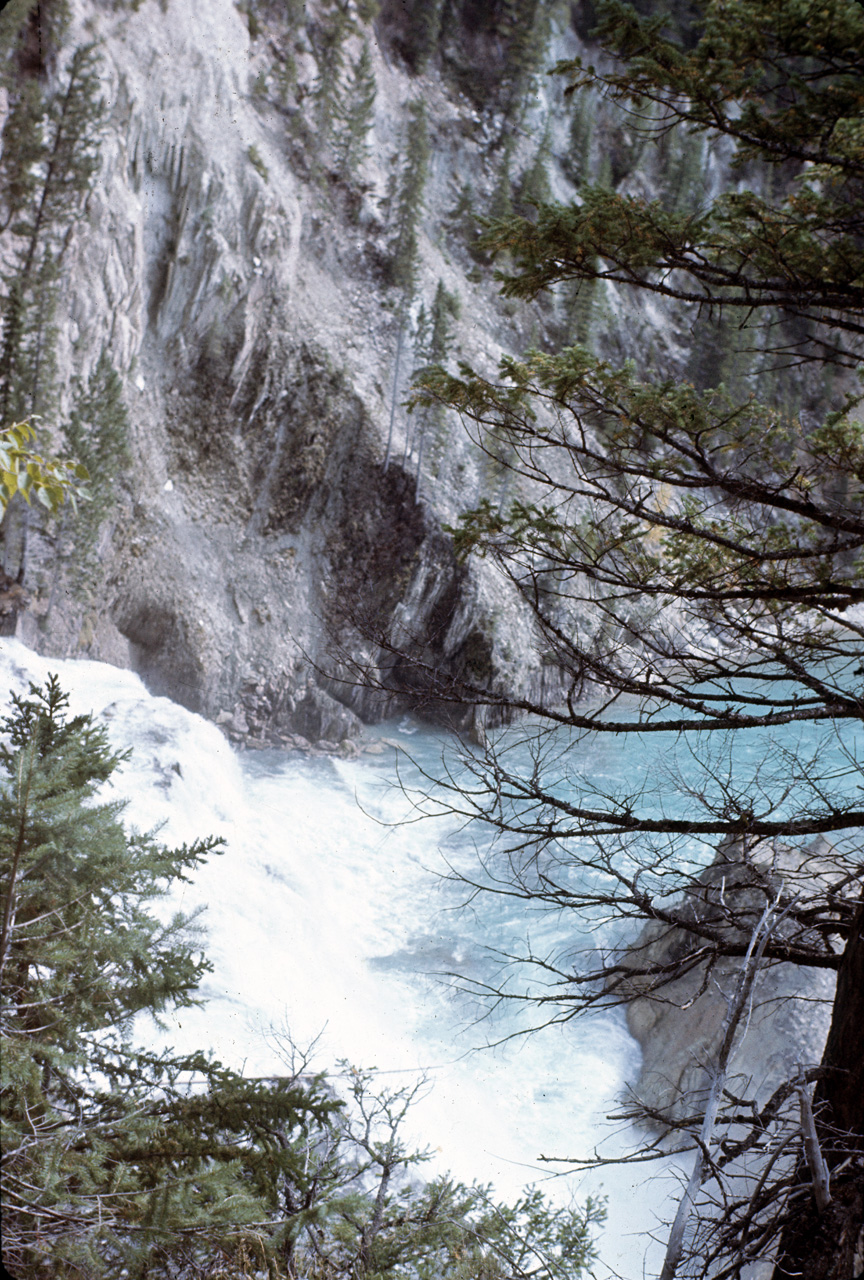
[3,0,585,735]
[0,0,768,739]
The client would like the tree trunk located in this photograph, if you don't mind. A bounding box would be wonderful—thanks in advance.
[772,899,864,1280]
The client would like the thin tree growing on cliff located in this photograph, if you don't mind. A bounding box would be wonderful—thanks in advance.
[407,279,460,496]
[0,31,104,587]
[383,99,429,473]
[355,0,864,1275]
[332,38,376,181]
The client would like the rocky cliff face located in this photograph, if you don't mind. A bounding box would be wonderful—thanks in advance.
[0,0,584,739]
[2,8,843,1248]
[1,0,746,744]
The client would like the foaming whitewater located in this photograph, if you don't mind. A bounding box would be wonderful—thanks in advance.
[1,640,681,1277]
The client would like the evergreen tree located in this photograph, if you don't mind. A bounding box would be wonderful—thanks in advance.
[0,77,45,238]
[445,181,487,263]
[333,38,377,180]
[64,350,130,562]
[661,125,707,215]
[490,136,516,223]
[1,676,217,1272]
[1,679,603,1278]
[517,124,552,217]
[498,0,551,119]
[387,99,430,300]
[407,281,460,488]
[0,41,104,427]
[310,0,355,145]
[383,100,430,471]
[397,0,446,72]
[428,282,460,369]
[561,89,595,187]
[0,678,350,1277]
[0,36,105,587]
[32,350,132,623]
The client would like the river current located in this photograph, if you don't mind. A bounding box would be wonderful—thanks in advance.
[4,639,859,1276]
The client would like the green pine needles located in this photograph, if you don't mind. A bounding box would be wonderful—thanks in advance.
[387,99,430,301]
[1,679,604,1277]
[0,33,108,590]
[333,38,377,180]
[309,0,377,180]
[408,281,461,483]
[61,349,131,593]
[0,676,223,1274]
[0,41,105,428]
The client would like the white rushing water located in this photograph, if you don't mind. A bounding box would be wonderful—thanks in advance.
[1,638,701,1278]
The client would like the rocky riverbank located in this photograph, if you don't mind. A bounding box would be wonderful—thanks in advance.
[620,839,838,1125]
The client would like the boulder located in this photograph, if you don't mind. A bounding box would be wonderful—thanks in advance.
[273,681,362,744]
[228,708,250,735]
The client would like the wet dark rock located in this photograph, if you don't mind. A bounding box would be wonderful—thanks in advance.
[275,682,362,744]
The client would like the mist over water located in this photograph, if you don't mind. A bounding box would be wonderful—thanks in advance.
[19,639,841,1275]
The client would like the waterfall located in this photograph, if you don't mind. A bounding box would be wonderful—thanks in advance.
[1,638,684,1276]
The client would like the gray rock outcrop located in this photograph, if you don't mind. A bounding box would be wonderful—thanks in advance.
[3,0,575,734]
[2,0,760,740]
[620,840,838,1123]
